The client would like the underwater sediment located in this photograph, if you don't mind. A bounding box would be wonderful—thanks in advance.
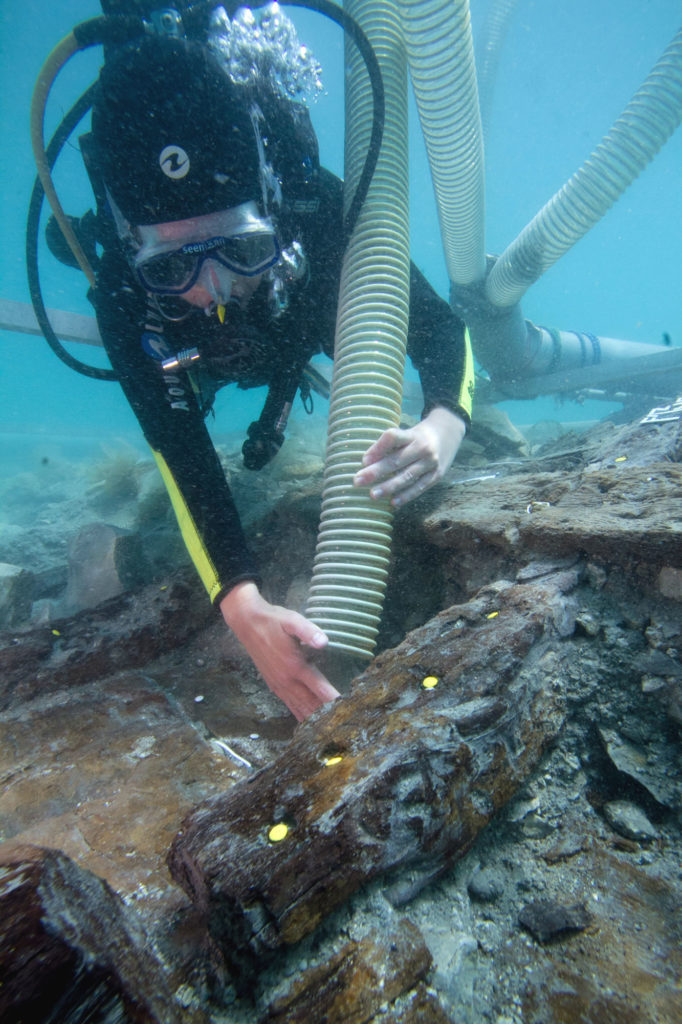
[1,411,680,1023]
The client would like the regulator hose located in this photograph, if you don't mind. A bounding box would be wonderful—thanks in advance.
[26,82,117,380]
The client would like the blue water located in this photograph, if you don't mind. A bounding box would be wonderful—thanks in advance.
[1,0,681,470]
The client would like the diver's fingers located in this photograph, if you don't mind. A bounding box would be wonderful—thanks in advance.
[354,434,424,491]
[281,610,329,650]
[268,650,340,721]
[359,427,411,468]
[387,466,440,506]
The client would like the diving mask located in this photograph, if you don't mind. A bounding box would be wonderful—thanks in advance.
[132,202,280,295]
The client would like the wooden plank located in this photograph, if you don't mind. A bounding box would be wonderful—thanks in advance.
[168,570,575,978]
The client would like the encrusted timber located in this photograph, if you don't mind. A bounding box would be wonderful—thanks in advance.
[0,572,210,710]
[0,843,187,1024]
[169,571,575,974]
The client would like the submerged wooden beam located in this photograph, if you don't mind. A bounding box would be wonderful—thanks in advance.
[0,843,193,1023]
[0,571,211,710]
[168,570,576,976]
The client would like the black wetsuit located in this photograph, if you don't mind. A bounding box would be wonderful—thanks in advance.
[93,169,474,605]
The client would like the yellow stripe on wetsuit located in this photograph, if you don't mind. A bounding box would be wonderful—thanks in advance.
[151,448,223,603]
[458,326,475,422]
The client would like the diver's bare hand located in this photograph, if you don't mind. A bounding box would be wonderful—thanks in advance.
[220,582,339,721]
[353,407,466,506]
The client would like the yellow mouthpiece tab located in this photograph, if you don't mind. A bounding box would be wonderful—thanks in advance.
[217,304,226,324]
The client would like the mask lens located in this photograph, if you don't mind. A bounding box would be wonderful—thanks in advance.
[137,249,197,292]
[134,224,280,295]
[218,232,279,274]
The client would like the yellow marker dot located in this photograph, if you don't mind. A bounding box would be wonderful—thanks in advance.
[614,456,627,463]
[324,755,343,766]
[160,585,168,591]
[422,676,439,689]
[268,823,289,843]
[51,629,61,636]
[486,611,499,619]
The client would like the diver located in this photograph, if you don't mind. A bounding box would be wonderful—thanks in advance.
[52,6,474,720]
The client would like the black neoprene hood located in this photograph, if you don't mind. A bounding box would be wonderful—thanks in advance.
[91,36,262,225]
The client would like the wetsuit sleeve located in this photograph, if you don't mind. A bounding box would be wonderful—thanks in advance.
[94,250,260,604]
[407,264,474,428]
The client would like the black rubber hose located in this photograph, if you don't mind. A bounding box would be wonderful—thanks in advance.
[277,0,385,242]
[26,82,118,380]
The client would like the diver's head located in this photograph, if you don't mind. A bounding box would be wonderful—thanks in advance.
[91,36,268,225]
[91,31,316,313]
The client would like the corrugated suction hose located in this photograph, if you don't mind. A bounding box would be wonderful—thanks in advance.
[486,26,682,308]
[401,0,486,286]
[305,0,410,658]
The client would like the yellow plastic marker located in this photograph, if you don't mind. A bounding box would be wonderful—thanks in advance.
[422,676,439,689]
[268,823,289,842]
[324,755,344,766]
[51,629,61,636]
[614,456,627,463]
[486,611,499,619]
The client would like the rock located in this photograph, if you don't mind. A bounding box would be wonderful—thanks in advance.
[0,843,193,1023]
[598,727,679,810]
[468,866,504,903]
[575,610,601,636]
[60,522,150,615]
[168,573,571,977]
[657,566,682,600]
[585,561,608,589]
[520,815,556,839]
[637,648,682,679]
[639,618,682,724]
[32,564,69,601]
[263,919,433,1023]
[373,983,453,1024]
[521,419,567,450]
[468,403,530,458]
[518,898,592,943]
[541,833,587,863]
[274,455,324,481]
[603,801,658,842]
[0,562,33,627]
